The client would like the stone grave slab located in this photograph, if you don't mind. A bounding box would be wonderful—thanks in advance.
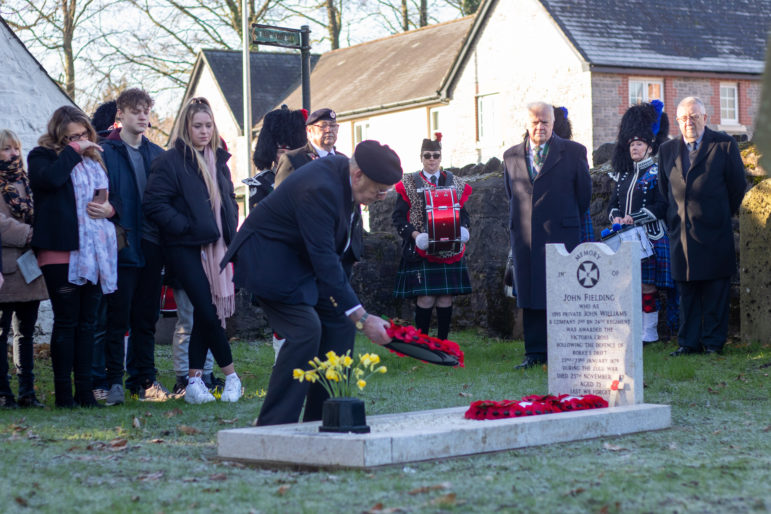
[546,242,643,405]
[218,403,670,469]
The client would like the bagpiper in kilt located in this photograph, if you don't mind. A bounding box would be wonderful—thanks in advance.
[392,136,472,341]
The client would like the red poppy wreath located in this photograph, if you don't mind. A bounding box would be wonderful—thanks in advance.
[384,320,465,368]
[465,394,608,420]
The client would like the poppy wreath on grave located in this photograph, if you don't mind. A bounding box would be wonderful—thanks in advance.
[464,394,608,420]
[384,320,465,367]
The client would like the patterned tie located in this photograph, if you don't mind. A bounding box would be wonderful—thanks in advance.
[430,175,437,186]
[534,145,545,170]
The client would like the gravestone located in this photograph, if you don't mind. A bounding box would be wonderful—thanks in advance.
[546,242,642,406]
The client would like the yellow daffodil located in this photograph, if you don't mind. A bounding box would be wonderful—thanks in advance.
[357,379,367,390]
[377,366,387,374]
[360,353,372,367]
[370,354,381,365]
[293,369,305,381]
[325,368,340,382]
[305,371,319,383]
[326,351,340,366]
[342,355,353,367]
[354,368,364,378]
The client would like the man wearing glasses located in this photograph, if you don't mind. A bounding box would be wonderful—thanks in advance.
[274,108,343,187]
[658,96,746,356]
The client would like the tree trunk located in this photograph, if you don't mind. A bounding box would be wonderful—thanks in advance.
[62,0,76,100]
[419,0,427,27]
[401,0,409,31]
[326,0,340,50]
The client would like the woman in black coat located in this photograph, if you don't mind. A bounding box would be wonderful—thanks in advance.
[28,106,118,408]
[143,97,242,404]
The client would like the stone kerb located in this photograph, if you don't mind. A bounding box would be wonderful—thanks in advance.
[546,242,643,406]
[739,177,771,342]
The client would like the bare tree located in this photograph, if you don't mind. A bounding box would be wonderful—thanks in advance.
[2,0,111,101]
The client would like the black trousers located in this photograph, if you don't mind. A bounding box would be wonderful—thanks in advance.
[126,240,165,390]
[0,301,41,397]
[256,297,356,426]
[165,245,232,370]
[523,308,547,360]
[42,264,102,399]
[104,266,140,386]
[677,278,731,351]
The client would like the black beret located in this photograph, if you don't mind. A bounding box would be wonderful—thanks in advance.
[354,140,403,185]
[421,138,441,152]
[306,108,336,126]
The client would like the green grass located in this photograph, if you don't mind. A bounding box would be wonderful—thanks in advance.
[1,333,769,513]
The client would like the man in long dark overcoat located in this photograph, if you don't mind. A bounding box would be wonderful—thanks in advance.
[503,102,592,369]
[658,96,746,356]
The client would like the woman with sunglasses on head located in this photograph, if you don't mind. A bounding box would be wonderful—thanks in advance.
[0,129,50,408]
[392,134,473,340]
[27,106,118,408]
[143,97,242,404]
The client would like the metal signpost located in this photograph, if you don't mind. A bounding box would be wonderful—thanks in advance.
[251,24,311,111]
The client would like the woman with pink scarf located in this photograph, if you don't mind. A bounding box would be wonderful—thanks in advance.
[143,97,242,404]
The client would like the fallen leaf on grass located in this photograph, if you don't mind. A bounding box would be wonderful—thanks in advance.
[209,473,227,481]
[109,438,128,449]
[458,392,471,397]
[10,423,28,432]
[132,417,142,429]
[431,493,457,507]
[15,496,28,507]
[408,482,450,495]
[568,487,585,496]
[602,442,627,452]
[178,425,200,435]
[276,485,290,495]
[150,439,165,444]
[707,387,720,394]
[137,471,164,482]
[163,408,183,418]
[26,431,39,440]
[363,505,405,514]
[131,496,140,502]
[218,418,238,425]
[736,374,747,382]
[763,425,771,432]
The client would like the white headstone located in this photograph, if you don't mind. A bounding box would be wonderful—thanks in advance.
[545,242,642,406]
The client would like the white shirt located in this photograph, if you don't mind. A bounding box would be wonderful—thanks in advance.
[422,170,440,183]
[311,142,335,158]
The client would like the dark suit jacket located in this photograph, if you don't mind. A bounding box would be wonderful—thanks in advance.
[222,155,359,316]
[503,135,592,309]
[274,142,362,266]
[657,127,746,281]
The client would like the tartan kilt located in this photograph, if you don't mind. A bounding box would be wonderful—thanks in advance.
[393,256,472,298]
[641,235,673,289]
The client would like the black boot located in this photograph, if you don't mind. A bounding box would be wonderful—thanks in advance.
[415,306,432,335]
[75,381,102,408]
[436,306,453,341]
[54,379,75,408]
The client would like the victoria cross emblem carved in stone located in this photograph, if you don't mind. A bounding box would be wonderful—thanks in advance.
[576,261,600,288]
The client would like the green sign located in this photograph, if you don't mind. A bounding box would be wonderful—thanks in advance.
[251,24,302,49]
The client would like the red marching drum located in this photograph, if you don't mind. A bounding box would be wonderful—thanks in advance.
[423,187,461,254]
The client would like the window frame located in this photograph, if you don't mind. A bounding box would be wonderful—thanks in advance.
[719,82,739,125]
[628,78,664,106]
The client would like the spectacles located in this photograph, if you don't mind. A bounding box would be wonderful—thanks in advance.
[676,114,703,124]
[422,152,441,159]
[312,122,339,130]
[66,131,89,142]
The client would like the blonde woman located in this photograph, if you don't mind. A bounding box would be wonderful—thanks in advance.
[143,97,242,404]
[27,106,118,407]
[0,129,49,408]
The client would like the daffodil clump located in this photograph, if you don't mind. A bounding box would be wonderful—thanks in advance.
[292,350,387,398]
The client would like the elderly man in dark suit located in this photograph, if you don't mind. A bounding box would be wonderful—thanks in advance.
[658,96,746,356]
[503,101,592,369]
[222,140,401,426]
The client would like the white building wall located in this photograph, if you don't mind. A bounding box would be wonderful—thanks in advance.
[1,24,75,159]
[338,107,434,173]
[441,0,593,165]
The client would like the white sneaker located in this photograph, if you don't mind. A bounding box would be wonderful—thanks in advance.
[220,373,243,402]
[184,376,215,404]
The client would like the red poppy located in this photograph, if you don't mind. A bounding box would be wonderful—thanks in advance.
[385,320,465,367]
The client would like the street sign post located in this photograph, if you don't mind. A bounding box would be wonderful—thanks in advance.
[251,24,311,112]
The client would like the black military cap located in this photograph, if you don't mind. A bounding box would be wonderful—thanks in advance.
[306,108,336,126]
[354,140,403,185]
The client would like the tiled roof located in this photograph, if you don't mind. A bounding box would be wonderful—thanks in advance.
[541,0,770,74]
[202,49,320,131]
[277,17,474,116]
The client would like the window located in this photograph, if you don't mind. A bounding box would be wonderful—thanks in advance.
[429,107,441,133]
[354,121,369,144]
[629,78,663,105]
[720,83,739,124]
[476,93,498,142]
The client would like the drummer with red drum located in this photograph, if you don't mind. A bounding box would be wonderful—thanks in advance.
[392,135,472,340]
